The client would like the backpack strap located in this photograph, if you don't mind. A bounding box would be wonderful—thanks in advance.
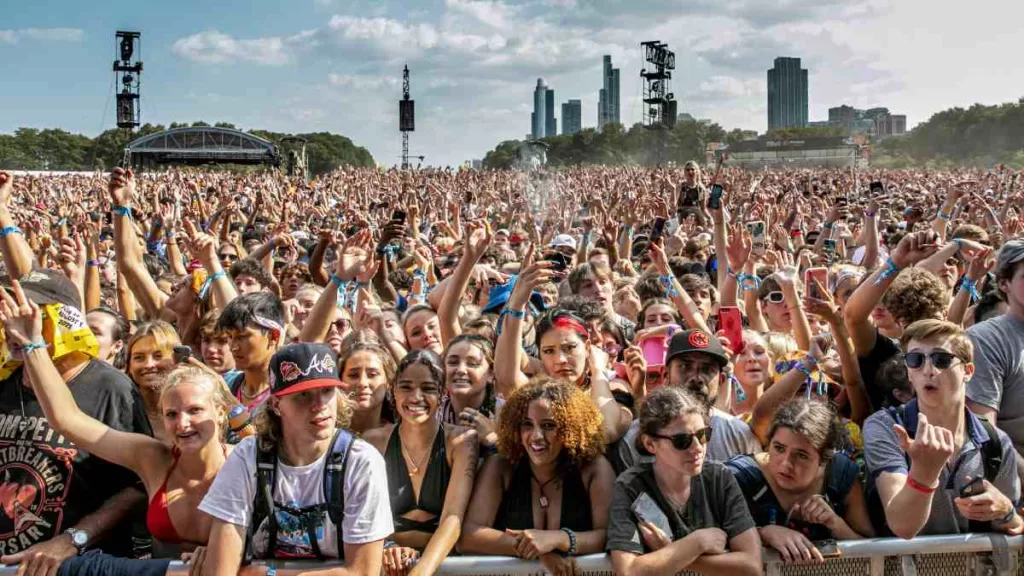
[323,428,355,561]
[246,442,279,561]
[977,418,1003,483]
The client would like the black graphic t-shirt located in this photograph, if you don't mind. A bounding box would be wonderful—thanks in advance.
[0,361,141,556]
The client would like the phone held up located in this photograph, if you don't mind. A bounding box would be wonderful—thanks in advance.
[746,221,766,256]
[544,252,570,273]
[649,217,667,246]
[718,306,743,355]
[391,209,407,225]
[709,184,724,210]
[804,267,829,301]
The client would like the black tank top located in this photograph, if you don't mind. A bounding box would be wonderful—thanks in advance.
[384,426,451,535]
[494,458,593,532]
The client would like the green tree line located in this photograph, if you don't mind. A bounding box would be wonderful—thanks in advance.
[873,98,1024,168]
[484,97,1024,169]
[482,120,844,169]
[0,122,375,174]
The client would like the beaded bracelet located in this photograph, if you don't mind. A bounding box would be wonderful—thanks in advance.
[560,528,578,557]
[0,226,23,238]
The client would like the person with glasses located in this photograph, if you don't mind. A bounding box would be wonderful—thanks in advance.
[728,399,873,564]
[460,378,615,576]
[751,273,812,352]
[863,319,1022,538]
[612,328,762,473]
[608,387,762,576]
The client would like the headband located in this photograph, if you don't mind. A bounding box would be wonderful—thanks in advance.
[551,315,590,339]
[253,315,284,334]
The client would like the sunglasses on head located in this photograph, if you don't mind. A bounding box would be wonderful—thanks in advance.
[904,351,961,370]
[649,426,713,451]
[762,291,785,304]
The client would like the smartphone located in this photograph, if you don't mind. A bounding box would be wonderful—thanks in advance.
[747,221,766,256]
[649,217,667,246]
[836,196,848,207]
[173,345,194,365]
[544,252,570,272]
[391,210,407,224]
[814,539,842,559]
[804,267,829,300]
[89,211,101,222]
[870,181,885,195]
[709,184,724,210]
[960,476,985,498]
[718,307,743,354]
[822,239,837,262]
[630,492,673,539]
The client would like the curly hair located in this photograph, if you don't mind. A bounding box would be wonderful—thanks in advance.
[255,389,353,452]
[496,377,604,467]
[881,268,950,328]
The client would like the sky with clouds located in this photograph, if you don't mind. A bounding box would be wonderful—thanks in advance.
[1,0,1022,167]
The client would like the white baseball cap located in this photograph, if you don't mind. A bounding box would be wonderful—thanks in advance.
[550,234,577,250]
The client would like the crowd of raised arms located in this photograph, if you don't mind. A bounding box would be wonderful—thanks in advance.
[0,159,1020,576]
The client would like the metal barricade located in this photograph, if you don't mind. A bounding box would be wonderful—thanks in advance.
[0,535,1017,575]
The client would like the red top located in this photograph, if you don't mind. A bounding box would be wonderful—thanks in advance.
[146,451,184,544]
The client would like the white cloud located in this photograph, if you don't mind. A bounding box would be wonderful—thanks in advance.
[0,27,84,43]
[171,30,307,65]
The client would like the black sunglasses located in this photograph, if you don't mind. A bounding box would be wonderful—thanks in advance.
[904,351,961,370]
[649,427,713,451]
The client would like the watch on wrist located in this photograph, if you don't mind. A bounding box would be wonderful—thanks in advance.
[65,527,89,554]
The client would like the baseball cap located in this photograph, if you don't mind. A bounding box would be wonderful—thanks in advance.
[996,239,1024,273]
[1,269,82,311]
[550,234,577,250]
[666,329,729,368]
[481,276,547,315]
[269,343,343,397]
[495,228,510,239]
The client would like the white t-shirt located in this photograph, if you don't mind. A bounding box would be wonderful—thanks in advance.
[199,435,394,559]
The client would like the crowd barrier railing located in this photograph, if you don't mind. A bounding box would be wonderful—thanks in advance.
[1,534,1019,575]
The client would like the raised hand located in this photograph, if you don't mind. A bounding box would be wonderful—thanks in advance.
[463,220,492,263]
[336,230,378,283]
[890,230,940,269]
[0,171,13,207]
[108,167,136,206]
[0,281,43,350]
[893,412,955,485]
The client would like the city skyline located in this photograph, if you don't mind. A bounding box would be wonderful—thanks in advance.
[1,0,1023,166]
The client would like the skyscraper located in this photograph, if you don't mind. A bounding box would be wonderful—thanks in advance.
[767,57,808,131]
[562,100,582,135]
[545,88,556,138]
[532,78,547,139]
[598,55,620,128]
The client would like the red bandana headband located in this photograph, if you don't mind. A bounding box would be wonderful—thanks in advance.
[552,316,590,339]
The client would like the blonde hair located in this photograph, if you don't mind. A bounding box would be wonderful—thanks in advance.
[159,364,235,423]
[255,390,353,451]
[764,331,798,361]
[901,319,974,363]
[127,320,181,359]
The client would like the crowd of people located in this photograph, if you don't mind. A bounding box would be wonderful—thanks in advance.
[0,157,1020,576]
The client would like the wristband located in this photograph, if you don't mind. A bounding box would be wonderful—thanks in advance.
[210,270,227,282]
[0,226,23,238]
[329,274,346,288]
[86,259,100,267]
[560,528,578,556]
[791,229,803,237]
[874,257,902,286]
[16,341,48,354]
[266,565,278,576]
[906,476,938,494]
[865,210,876,218]
[994,507,1017,525]
[660,275,680,298]
[112,205,132,218]
[959,276,980,302]
[56,218,68,227]
[937,211,952,221]
[823,221,835,230]
[501,307,526,320]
